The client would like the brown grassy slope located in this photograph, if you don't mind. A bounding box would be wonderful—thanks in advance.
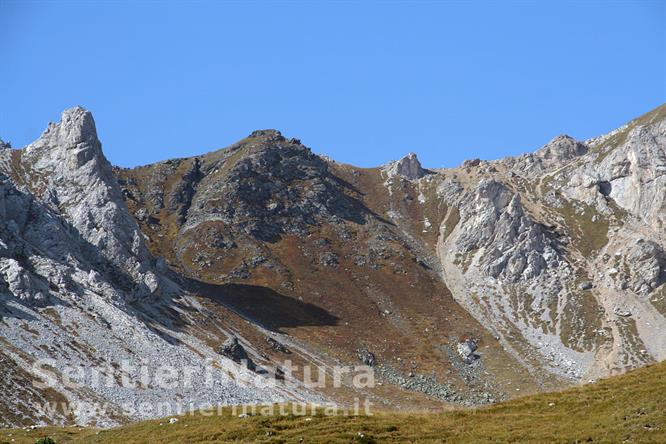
[113,134,552,405]
[6,348,665,444]
[0,345,74,427]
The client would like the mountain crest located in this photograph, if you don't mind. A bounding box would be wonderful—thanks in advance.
[248,129,285,141]
[385,152,426,180]
[535,134,588,164]
[25,106,104,171]
[59,106,98,145]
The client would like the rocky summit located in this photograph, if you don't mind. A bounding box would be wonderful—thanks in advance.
[0,104,665,427]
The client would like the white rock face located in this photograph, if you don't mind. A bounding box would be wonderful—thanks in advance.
[384,153,426,180]
[436,176,591,380]
[499,134,590,177]
[535,134,588,166]
[435,105,666,382]
[22,107,160,301]
[564,111,666,230]
[0,258,48,306]
[448,179,560,282]
[614,240,665,295]
[603,121,666,230]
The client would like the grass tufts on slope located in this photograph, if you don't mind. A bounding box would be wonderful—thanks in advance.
[3,360,665,443]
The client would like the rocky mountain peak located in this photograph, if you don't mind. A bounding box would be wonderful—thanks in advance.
[177,133,366,242]
[17,107,164,302]
[385,152,426,180]
[248,129,286,142]
[25,106,104,171]
[60,106,98,144]
[536,134,588,164]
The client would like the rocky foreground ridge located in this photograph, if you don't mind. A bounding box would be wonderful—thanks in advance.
[0,104,664,427]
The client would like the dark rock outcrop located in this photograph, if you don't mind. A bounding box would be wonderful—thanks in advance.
[220,336,256,371]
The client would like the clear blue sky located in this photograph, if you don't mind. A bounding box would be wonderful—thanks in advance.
[1,1,664,168]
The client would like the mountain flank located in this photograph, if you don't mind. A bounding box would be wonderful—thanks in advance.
[0,104,664,426]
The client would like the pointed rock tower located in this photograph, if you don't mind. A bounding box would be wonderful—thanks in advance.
[22,107,162,301]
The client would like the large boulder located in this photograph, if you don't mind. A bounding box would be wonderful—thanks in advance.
[0,259,48,306]
[621,240,666,295]
[220,336,256,371]
[457,339,479,365]
[357,348,376,367]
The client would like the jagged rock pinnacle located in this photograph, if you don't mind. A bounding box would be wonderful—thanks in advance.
[21,107,163,302]
[385,152,426,180]
[60,106,98,144]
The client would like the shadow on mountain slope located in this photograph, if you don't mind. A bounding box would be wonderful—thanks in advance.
[186,279,340,333]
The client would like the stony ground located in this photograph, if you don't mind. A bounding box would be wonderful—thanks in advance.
[2,359,665,443]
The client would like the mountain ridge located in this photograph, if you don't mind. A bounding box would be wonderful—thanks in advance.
[0,104,664,427]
